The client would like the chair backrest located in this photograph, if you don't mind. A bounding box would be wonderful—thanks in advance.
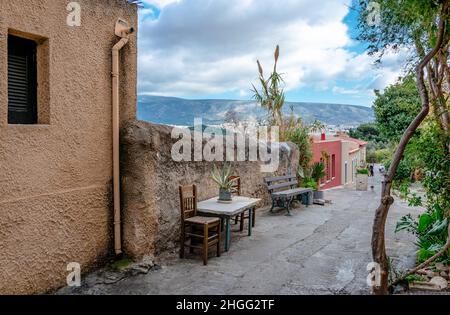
[179,184,198,221]
[264,175,298,193]
[229,176,241,196]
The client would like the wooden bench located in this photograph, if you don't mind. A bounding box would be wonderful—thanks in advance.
[264,175,313,216]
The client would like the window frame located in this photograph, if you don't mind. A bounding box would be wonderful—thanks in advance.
[7,34,38,125]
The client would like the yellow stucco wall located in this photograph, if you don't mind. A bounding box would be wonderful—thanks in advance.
[0,0,137,294]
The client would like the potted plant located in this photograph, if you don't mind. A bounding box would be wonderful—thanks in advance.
[311,162,326,199]
[298,163,326,200]
[211,164,234,202]
[300,177,317,206]
[356,167,369,191]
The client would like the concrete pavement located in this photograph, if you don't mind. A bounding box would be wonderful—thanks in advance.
[57,170,422,295]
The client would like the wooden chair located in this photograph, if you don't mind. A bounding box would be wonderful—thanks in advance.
[230,176,255,231]
[179,184,221,265]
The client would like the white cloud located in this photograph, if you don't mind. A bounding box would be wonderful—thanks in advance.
[137,0,407,103]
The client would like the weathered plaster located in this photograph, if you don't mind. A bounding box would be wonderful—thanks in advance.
[0,0,137,294]
[121,121,299,258]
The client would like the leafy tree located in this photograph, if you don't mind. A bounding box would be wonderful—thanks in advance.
[284,108,313,171]
[309,120,327,134]
[357,0,450,294]
[349,123,380,141]
[373,75,422,142]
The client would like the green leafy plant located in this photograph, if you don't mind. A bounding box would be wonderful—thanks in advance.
[399,181,410,200]
[301,177,318,191]
[252,45,285,132]
[311,162,326,185]
[356,168,369,175]
[285,116,313,170]
[396,204,449,264]
[405,274,427,283]
[211,164,233,190]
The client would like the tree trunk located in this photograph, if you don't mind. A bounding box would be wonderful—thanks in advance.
[371,1,449,295]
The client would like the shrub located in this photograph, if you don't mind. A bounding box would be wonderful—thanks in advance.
[356,168,369,175]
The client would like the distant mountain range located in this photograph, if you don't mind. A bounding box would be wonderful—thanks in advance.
[137,95,374,126]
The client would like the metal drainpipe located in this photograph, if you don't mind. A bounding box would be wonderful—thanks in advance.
[112,19,134,256]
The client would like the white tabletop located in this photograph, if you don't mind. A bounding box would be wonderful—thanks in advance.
[197,196,261,217]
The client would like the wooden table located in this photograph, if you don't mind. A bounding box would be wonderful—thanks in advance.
[197,196,260,252]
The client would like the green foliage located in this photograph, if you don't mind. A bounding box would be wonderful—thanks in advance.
[399,181,411,200]
[396,214,418,234]
[284,115,313,170]
[357,0,442,62]
[309,120,326,134]
[395,123,450,263]
[111,257,133,271]
[252,46,314,176]
[211,164,233,190]
[413,121,450,210]
[366,150,377,164]
[301,178,318,191]
[405,274,427,283]
[396,204,449,264]
[351,122,388,164]
[357,0,450,270]
[385,159,413,181]
[373,75,422,142]
[349,123,381,142]
[311,162,326,184]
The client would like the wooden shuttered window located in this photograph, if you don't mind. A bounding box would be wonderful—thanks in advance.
[8,35,38,124]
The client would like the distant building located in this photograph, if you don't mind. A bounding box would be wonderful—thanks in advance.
[312,132,367,189]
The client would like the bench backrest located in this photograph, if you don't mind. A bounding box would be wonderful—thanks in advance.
[264,175,298,193]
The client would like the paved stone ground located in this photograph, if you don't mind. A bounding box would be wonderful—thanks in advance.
[58,169,422,295]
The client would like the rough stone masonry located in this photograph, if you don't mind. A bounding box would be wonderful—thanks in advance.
[120,120,299,258]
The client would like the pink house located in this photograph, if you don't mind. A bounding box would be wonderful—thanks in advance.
[312,133,367,190]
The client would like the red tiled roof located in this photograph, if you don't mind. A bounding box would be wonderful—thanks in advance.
[311,134,368,147]
[311,135,341,143]
[332,134,368,147]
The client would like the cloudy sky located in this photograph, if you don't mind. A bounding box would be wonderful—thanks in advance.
[137,0,407,107]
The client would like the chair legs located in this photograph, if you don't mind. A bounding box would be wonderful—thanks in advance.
[180,224,185,258]
[181,222,221,266]
[252,208,256,228]
[216,223,221,257]
[237,209,256,232]
[203,224,208,265]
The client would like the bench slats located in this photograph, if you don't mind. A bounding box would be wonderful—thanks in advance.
[267,181,298,191]
[264,174,313,215]
[264,175,296,183]
[272,188,313,198]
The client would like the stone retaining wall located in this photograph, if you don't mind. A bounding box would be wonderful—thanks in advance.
[121,120,299,258]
